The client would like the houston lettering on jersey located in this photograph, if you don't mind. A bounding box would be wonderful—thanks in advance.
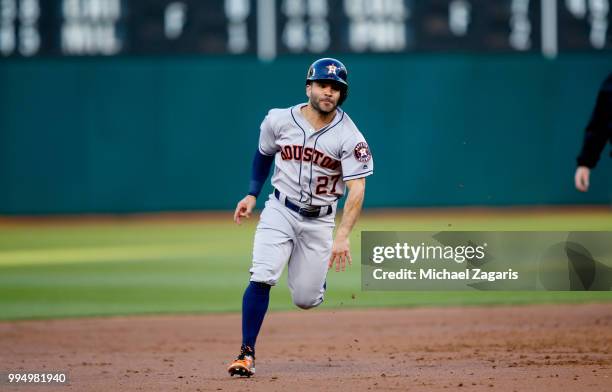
[280,145,341,170]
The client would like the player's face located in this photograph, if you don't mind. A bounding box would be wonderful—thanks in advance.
[307,81,341,114]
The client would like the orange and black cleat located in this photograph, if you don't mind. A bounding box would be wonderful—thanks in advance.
[228,345,255,377]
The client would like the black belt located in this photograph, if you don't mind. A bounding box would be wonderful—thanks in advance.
[274,189,333,218]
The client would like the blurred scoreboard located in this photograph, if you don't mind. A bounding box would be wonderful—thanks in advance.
[0,0,610,58]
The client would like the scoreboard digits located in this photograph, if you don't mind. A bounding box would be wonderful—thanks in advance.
[0,0,609,58]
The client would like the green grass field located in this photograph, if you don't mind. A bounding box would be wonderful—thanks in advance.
[1,209,611,321]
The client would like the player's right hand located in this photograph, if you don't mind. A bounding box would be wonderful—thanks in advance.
[574,166,590,192]
[234,195,257,225]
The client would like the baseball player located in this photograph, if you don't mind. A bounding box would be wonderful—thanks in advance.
[574,71,612,192]
[227,58,373,377]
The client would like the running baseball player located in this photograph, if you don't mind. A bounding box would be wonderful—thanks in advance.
[227,58,373,377]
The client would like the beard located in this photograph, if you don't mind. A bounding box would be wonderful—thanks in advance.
[310,95,337,114]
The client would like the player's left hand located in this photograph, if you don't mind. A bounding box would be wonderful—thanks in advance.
[328,236,352,272]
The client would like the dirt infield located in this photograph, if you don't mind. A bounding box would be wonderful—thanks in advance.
[1,303,611,392]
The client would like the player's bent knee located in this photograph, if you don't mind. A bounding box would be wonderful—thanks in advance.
[293,300,318,310]
[292,294,323,310]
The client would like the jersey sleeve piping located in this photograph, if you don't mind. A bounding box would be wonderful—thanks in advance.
[258,145,276,156]
[343,170,373,181]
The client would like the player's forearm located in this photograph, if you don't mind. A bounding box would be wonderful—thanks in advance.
[335,181,365,239]
[248,149,275,197]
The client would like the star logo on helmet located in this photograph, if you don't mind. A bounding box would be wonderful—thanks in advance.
[326,64,338,75]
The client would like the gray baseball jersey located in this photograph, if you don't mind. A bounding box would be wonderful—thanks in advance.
[258,103,374,206]
[249,103,373,309]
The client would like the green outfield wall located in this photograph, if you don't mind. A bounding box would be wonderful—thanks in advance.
[0,54,610,214]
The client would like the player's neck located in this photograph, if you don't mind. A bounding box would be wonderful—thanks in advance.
[301,104,336,131]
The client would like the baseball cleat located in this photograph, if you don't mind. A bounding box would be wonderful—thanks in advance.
[228,345,255,378]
